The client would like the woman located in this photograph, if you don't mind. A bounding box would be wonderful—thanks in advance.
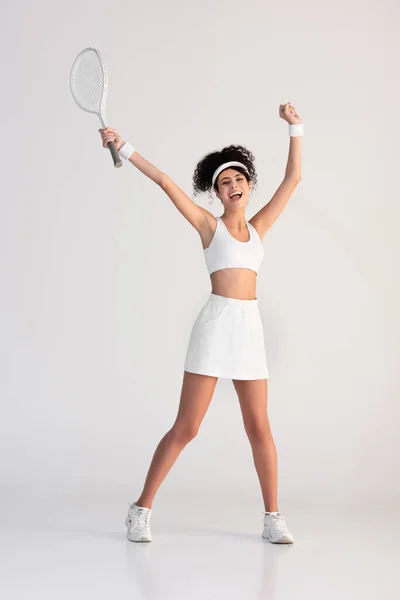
[99,102,303,544]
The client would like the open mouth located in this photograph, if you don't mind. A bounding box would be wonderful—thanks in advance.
[229,192,242,201]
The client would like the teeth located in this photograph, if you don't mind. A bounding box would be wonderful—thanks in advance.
[230,192,242,198]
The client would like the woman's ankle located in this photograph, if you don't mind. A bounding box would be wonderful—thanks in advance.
[135,498,153,509]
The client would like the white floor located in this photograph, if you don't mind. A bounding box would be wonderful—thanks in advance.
[1,499,398,599]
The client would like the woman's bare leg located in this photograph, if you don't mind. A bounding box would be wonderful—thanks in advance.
[135,371,218,508]
[233,378,279,512]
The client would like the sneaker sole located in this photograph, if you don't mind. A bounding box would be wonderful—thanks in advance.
[262,532,294,544]
[126,533,152,542]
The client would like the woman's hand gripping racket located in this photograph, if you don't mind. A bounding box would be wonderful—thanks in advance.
[70,47,122,168]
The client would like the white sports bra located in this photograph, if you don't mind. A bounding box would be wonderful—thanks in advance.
[203,216,264,275]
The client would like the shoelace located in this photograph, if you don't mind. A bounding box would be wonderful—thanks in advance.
[265,513,287,533]
[128,504,150,530]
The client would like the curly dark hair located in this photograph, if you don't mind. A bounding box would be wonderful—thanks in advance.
[192,144,258,201]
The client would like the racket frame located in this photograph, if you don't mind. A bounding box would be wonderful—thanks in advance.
[70,47,122,168]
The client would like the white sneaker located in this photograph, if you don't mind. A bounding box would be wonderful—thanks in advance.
[262,512,294,544]
[125,501,152,542]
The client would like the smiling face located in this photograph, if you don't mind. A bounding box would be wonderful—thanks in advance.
[215,168,251,207]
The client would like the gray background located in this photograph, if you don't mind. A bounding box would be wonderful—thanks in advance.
[1,0,399,528]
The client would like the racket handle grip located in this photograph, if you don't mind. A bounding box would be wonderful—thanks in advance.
[107,141,123,168]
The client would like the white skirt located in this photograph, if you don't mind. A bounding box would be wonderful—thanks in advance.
[184,292,269,380]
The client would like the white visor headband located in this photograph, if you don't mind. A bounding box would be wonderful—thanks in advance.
[211,161,250,188]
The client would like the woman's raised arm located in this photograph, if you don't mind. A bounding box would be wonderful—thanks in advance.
[99,127,213,233]
[99,127,164,186]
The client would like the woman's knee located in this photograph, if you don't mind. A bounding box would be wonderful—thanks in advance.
[170,422,199,444]
[245,421,272,444]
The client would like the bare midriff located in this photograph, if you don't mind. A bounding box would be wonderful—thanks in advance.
[210,268,258,300]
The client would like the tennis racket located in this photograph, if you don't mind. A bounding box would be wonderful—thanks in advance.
[70,47,122,168]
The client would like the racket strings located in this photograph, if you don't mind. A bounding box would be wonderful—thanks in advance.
[71,51,105,112]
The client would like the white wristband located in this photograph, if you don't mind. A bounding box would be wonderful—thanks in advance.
[289,123,303,137]
[119,142,135,160]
